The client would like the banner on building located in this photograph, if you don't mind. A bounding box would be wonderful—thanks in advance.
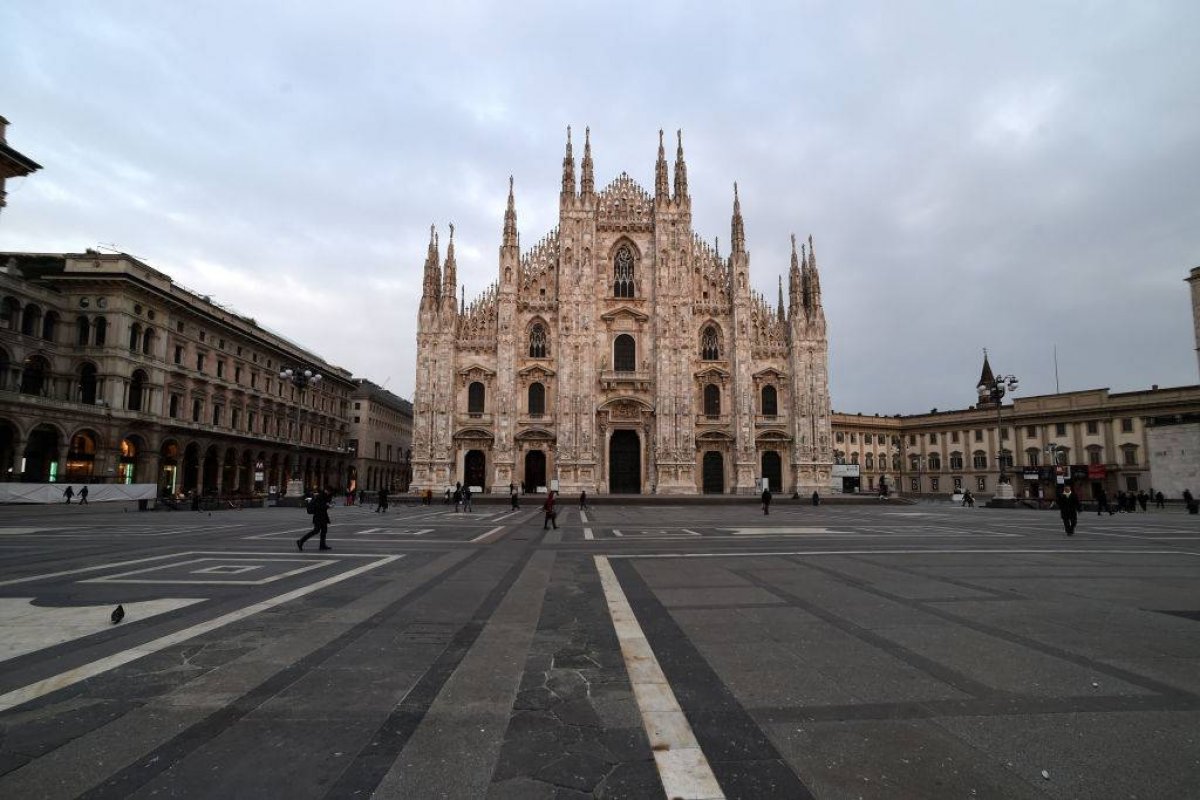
[0,483,159,504]
[1087,464,1107,479]
[831,464,860,478]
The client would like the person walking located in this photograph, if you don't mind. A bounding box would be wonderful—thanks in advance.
[510,484,519,510]
[453,484,462,513]
[761,486,772,515]
[1095,486,1109,515]
[1058,485,1080,536]
[1155,490,1165,509]
[375,486,389,513]
[579,490,588,511]
[463,485,473,512]
[1137,490,1148,512]
[63,486,74,504]
[297,489,333,551]
[78,486,89,505]
[811,491,821,506]
[542,491,558,529]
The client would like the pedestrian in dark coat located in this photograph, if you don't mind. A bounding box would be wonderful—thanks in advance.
[1115,491,1127,513]
[1058,486,1080,536]
[1126,492,1137,513]
[375,487,389,513]
[79,486,89,505]
[811,491,821,506]
[510,485,519,510]
[297,489,333,551]
[63,486,74,504]
[542,492,558,529]
[579,490,588,511]
[1137,490,1148,512]
[1095,487,1109,515]
[1155,491,1165,509]
[761,487,772,515]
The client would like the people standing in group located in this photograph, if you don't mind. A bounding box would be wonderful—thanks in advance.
[1058,485,1080,536]
[452,482,462,512]
[78,486,89,505]
[297,488,333,551]
[1126,492,1138,513]
[1115,490,1126,512]
[962,490,975,508]
[375,486,389,513]
[761,486,772,515]
[1155,491,1165,509]
[1137,490,1149,512]
[542,491,558,529]
[63,486,74,504]
[463,485,473,512]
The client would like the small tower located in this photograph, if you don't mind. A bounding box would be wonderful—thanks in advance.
[580,127,595,198]
[560,126,575,203]
[441,223,458,317]
[673,129,688,202]
[655,129,669,199]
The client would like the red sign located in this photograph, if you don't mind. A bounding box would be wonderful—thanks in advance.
[1087,464,1107,479]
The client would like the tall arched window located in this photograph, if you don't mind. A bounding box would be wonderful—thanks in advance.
[94,316,107,345]
[0,297,18,330]
[928,453,942,470]
[467,381,485,414]
[79,363,98,405]
[528,382,545,416]
[128,323,142,351]
[700,325,720,360]
[20,355,49,395]
[21,304,41,336]
[42,311,58,342]
[613,334,636,372]
[77,315,90,346]
[142,327,155,355]
[703,384,721,416]
[128,370,147,412]
[761,385,778,416]
[613,245,635,298]
[529,324,548,358]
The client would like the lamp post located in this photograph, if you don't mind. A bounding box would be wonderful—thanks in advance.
[279,366,322,496]
[977,372,1019,500]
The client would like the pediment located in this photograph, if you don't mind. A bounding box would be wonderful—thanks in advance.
[600,306,650,323]
[458,363,496,379]
[697,430,734,442]
[518,364,557,379]
[452,427,495,440]
[753,367,788,381]
[515,427,556,441]
[694,365,731,381]
[755,429,792,442]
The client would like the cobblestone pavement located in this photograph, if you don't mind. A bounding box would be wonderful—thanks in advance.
[0,500,1198,798]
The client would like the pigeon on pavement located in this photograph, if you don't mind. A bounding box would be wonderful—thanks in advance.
[111,604,125,624]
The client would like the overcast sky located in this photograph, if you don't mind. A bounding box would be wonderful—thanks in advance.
[2,1,1197,413]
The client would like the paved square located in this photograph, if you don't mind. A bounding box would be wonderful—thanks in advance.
[0,501,1197,798]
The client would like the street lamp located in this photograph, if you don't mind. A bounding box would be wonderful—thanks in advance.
[279,366,322,496]
[978,372,1019,498]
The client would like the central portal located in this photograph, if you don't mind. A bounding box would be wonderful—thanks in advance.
[608,430,641,494]
[524,449,547,491]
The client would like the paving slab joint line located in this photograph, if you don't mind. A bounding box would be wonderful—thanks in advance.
[594,555,725,800]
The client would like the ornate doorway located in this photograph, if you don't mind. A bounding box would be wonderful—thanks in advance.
[761,451,782,493]
[609,431,641,494]
[524,450,546,492]
[465,449,487,489]
[702,451,724,494]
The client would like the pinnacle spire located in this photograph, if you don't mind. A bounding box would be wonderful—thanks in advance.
[460,283,465,315]
[777,275,785,322]
[673,129,688,200]
[731,182,745,254]
[580,126,594,196]
[561,126,575,199]
[442,222,457,306]
[422,223,441,303]
[655,129,669,197]
[503,176,517,249]
[977,349,996,389]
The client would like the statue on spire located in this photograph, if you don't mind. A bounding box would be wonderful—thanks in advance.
[655,128,669,198]
[561,126,576,199]
[673,129,688,200]
[580,126,594,196]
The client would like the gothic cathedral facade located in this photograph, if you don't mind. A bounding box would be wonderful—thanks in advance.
[411,129,832,495]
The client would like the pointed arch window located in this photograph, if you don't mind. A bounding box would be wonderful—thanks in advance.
[128,322,142,352]
[467,381,485,415]
[77,316,90,346]
[761,385,778,417]
[128,369,148,412]
[529,324,548,358]
[613,334,636,372]
[613,246,635,298]
[528,382,545,416]
[703,384,721,417]
[94,316,107,345]
[700,325,720,360]
[79,363,98,405]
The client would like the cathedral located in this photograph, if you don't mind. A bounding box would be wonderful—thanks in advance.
[411,128,832,495]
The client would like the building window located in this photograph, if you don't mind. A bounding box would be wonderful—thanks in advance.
[953,476,962,491]
[216,360,225,379]
[467,381,485,414]
[196,353,205,372]
[951,431,960,443]
[836,432,845,443]
[1087,446,1103,466]
[127,370,147,412]
[95,317,107,345]
[999,450,1014,469]
[528,382,546,416]
[354,416,360,423]
[354,402,361,410]
[1026,448,1040,466]
[909,434,916,445]
[614,334,636,372]
[972,451,987,469]
[928,453,942,470]
[977,476,987,491]
[974,430,983,442]
[212,405,222,426]
[231,408,241,430]
[613,245,635,298]
[950,452,964,470]
[248,411,256,432]
[128,322,142,351]
[1056,423,1067,436]
[76,316,90,346]
[529,324,549,358]
[1086,420,1098,435]
[199,331,206,342]
[192,399,202,422]
[930,477,940,492]
[1123,446,1138,466]
[1125,475,1139,492]
[864,434,872,445]
[703,384,721,417]
[1001,427,1010,440]
[1121,418,1133,433]
[700,325,720,360]
[235,366,242,383]
[865,453,874,470]
[928,432,937,444]
[761,385,777,416]
[911,478,920,492]
[174,345,183,365]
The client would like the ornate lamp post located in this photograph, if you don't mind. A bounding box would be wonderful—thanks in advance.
[279,366,321,496]
[978,372,1019,499]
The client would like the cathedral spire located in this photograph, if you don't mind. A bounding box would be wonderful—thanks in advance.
[502,176,518,250]
[561,126,575,200]
[777,275,785,322]
[806,234,822,310]
[731,182,746,254]
[788,233,802,312]
[673,129,688,201]
[422,223,441,304]
[655,129,669,198]
[442,222,457,312]
[580,126,594,197]
[460,283,465,315]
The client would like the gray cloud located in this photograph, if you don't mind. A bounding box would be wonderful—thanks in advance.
[2,0,1197,411]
